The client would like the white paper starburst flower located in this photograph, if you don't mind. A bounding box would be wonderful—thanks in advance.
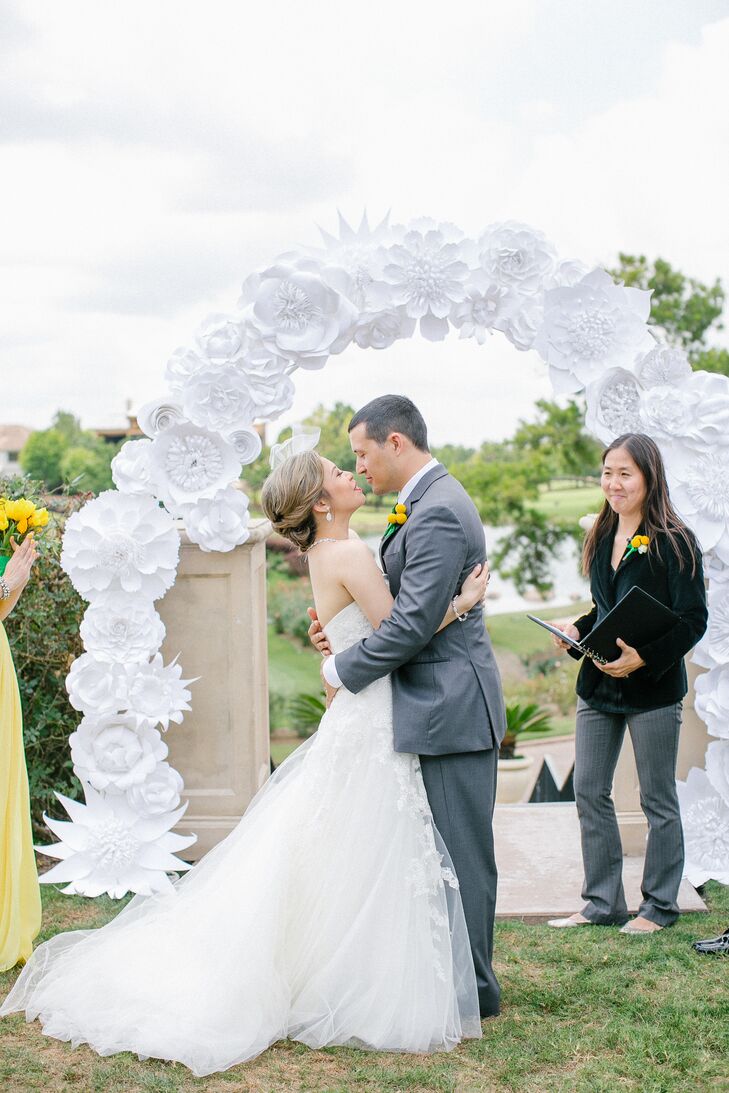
[126,763,185,817]
[80,593,166,664]
[634,344,692,388]
[534,268,654,392]
[676,767,729,886]
[111,439,155,496]
[227,425,263,466]
[180,366,256,432]
[707,740,729,806]
[352,307,416,350]
[694,665,729,739]
[238,344,296,420]
[121,653,195,730]
[478,221,557,295]
[183,485,250,553]
[668,449,729,560]
[240,257,358,369]
[70,712,167,793]
[379,222,471,341]
[309,211,396,311]
[66,654,126,715]
[149,423,242,509]
[38,785,195,898]
[584,367,643,443]
[452,275,518,345]
[61,491,180,602]
[137,397,186,438]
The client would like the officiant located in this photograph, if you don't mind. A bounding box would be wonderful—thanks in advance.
[548,433,707,936]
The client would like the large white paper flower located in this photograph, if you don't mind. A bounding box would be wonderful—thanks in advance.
[66,654,126,715]
[676,767,729,886]
[668,449,729,560]
[452,275,518,345]
[121,653,194,730]
[137,397,186,439]
[38,785,195,898]
[180,366,256,432]
[80,593,166,664]
[149,423,242,509]
[238,344,296,420]
[126,762,185,817]
[584,368,643,444]
[693,584,729,669]
[352,308,416,350]
[240,257,358,369]
[694,665,729,739]
[61,491,180,602]
[184,485,250,553]
[309,211,396,311]
[227,426,263,466]
[111,439,155,496]
[478,221,557,295]
[379,222,471,341]
[707,740,729,805]
[639,372,729,452]
[70,713,167,793]
[634,344,692,388]
[534,268,653,392]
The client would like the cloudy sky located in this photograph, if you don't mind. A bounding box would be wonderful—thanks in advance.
[2,0,728,447]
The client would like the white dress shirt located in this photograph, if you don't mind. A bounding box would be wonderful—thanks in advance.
[323,458,440,688]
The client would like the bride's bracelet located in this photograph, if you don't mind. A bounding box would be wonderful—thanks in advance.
[452,596,469,622]
[0,576,10,600]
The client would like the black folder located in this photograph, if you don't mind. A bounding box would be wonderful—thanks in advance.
[528,587,680,665]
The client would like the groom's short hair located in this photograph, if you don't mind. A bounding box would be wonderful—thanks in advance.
[348,395,429,451]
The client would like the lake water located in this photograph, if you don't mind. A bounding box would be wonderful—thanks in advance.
[364,524,591,617]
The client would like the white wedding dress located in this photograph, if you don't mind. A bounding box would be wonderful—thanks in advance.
[2,603,481,1075]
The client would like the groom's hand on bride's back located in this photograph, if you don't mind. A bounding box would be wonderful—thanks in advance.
[307,607,332,657]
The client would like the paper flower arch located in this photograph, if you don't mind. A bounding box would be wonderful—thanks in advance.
[46,212,728,897]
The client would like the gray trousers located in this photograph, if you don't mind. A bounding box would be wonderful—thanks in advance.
[419,748,500,1017]
[574,698,684,927]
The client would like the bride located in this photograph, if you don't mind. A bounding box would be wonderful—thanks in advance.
[1,440,487,1076]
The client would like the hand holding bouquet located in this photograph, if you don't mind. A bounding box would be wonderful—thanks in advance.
[0,495,49,579]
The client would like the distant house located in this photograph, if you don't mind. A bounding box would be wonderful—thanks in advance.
[0,424,33,476]
[94,408,144,446]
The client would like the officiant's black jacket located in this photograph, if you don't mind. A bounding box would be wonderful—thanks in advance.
[570,528,707,712]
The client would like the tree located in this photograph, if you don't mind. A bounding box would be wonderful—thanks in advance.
[20,429,67,489]
[20,411,118,494]
[512,399,602,478]
[60,446,114,494]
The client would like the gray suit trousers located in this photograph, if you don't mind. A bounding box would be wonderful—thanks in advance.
[419,748,500,1016]
[574,698,684,927]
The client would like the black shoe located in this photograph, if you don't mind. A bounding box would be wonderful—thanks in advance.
[692,926,729,954]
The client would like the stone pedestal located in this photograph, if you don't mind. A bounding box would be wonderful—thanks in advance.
[158,519,271,859]
[616,657,709,854]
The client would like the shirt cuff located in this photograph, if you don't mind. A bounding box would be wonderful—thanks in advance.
[323,655,342,689]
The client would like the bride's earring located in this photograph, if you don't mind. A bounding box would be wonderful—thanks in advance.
[326,510,333,523]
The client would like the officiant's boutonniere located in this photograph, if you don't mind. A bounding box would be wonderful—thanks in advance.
[623,534,650,562]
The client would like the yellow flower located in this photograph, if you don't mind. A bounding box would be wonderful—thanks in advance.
[630,535,642,549]
[29,507,50,528]
[395,512,407,524]
[639,535,649,546]
[387,513,398,524]
[395,503,407,514]
[0,511,7,532]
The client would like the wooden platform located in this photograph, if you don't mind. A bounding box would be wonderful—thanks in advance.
[494,803,707,922]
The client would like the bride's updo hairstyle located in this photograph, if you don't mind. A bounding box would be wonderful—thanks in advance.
[261,451,327,552]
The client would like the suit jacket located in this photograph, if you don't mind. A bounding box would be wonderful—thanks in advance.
[570,527,707,710]
[334,464,506,755]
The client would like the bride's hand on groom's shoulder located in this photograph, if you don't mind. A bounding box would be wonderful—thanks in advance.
[307,608,332,657]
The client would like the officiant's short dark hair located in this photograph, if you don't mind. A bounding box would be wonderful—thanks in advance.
[349,395,429,451]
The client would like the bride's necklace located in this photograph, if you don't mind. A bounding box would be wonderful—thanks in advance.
[308,538,346,550]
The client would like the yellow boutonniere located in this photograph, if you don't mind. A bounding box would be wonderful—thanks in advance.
[624,534,650,561]
[384,503,408,539]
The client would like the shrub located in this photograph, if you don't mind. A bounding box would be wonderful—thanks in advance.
[267,577,313,645]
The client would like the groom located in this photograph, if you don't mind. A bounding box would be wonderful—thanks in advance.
[308,394,506,1018]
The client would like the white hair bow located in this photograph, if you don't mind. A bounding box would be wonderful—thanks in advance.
[269,424,321,469]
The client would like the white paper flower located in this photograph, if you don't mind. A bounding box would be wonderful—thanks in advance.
[149,423,242,509]
[137,398,186,439]
[676,767,729,886]
[546,259,590,288]
[309,211,396,311]
[121,653,194,730]
[478,221,557,295]
[66,654,126,715]
[668,450,729,560]
[240,257,357,369]
[707,740,729,805]
[61,491,180,602]
[38,785,195,898]
[694,665,729,739]
[180,366,256,432]
[634,344,692,388]
[535,268,654,392]
[226,426,263,466]
[80,593,166,664]
[194,312,251,367]
[70,712,167,793]
[584,367,643,443]
[165,346,207,388]
[111,439,155,496]
[126,763,185,817]
[452,275,518,345]
[379,222,471,341]
[238,344,296,420]
[500,297,544,352]
[352,308,416,350]
[184,485,250,553]
[639,372,729,452]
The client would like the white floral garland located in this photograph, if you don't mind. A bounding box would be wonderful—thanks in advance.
[43,213,729,897]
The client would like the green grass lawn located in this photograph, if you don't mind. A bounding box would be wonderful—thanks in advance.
[533,484,604,526]
[1,883,726,1092]
[487,602,591,660]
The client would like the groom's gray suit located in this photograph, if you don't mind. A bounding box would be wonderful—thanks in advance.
[334,463,505,1016]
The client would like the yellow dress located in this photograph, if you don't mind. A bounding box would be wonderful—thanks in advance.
[0,619,41,971]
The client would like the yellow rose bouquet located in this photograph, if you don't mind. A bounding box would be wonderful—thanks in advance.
[0,496,50,575]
